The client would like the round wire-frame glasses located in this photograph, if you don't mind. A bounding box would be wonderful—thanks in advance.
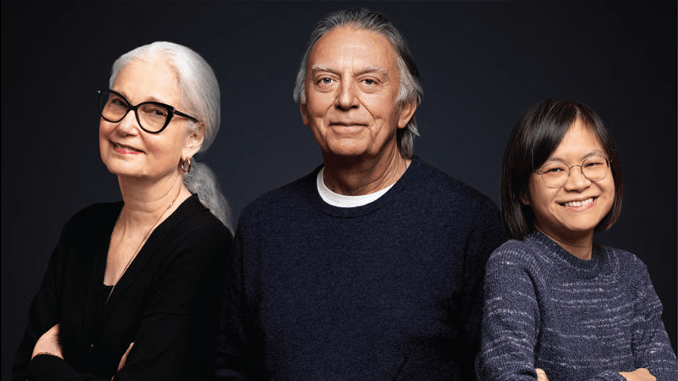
[98,89,199,134]
[535,155,610,188]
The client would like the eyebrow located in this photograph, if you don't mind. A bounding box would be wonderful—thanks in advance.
[547,149,606,162]
[310,64,389,79]
[355,65,389,78]
[113,90,171,105]
[144,95,171,105]
[310,64,333,75]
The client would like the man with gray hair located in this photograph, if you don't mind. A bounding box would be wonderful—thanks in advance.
[216,8,504,380]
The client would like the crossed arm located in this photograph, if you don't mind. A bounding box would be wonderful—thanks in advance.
[475,248,676,381]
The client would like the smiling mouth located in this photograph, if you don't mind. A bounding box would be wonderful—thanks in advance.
[330,122,368,128]
[111,141,142,154]
[561,197,595,208]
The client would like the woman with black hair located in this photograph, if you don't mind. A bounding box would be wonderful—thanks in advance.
[476,100,676,381]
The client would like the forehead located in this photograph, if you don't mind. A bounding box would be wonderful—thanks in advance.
[113,59,180,104]
[550,119,606,159]
[308,26,398,72]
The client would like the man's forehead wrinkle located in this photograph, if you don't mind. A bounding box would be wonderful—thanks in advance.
[348,55,388,77]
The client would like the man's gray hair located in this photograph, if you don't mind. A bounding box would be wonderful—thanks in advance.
[109,41,232,231]
[293,8,424,159]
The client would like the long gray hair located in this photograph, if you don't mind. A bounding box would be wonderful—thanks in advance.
[110,41,232,231]
[293,8,424,159]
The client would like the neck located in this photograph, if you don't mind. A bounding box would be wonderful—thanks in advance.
[322,149,410,196]
[117,172,190,228]
[536,226,594,260]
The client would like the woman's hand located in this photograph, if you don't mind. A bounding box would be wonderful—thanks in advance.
[619,368,656,381]
[31,324,64,360]
[118,342,134,370]
[535,368,549,381]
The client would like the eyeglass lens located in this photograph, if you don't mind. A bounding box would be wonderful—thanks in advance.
[540,155,609,187]
[99,91,170,133]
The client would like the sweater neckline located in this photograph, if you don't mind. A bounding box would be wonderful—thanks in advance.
[526,230,605,278]
[309,156,422,218]
[97,194,206,309]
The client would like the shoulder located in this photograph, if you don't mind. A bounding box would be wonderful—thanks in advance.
[62,201,123,234]
[142,198,232,275]
[43,202,123,267]
[178,197,230,232]
[482,239,551,298]
[487,239,537,269]
[599,245,651,286]
[416,159,490,199]
[596,246,665,315]
[408,158,500,223]
[415,159,497,208]
[238,168,319,225]
[602,245,647,270]
[70,201,122,222]
[168,196,233,248]
[484,238,556,286]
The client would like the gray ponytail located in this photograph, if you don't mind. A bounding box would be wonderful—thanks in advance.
[183,160,233,232]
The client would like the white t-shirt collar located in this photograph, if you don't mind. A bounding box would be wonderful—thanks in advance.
[316,166,394,208]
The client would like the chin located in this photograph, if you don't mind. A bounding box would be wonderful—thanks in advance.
[107,168,138,178]
[104,161,142,178]
[326,145,369,159]
[567,215,605,231]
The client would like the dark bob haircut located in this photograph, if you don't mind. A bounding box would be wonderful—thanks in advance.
[501,99,623,240]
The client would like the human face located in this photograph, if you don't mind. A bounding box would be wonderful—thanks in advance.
[525,119,615,243]
[301,27,415,161]
[99,60,198,182]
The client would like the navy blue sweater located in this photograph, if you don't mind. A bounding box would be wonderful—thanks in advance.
[476,231,677,381]
[216,157,505,380]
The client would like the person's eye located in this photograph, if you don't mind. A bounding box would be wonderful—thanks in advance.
[111,98,127,107]
[585,159,605,167]
[363,79,375,85]
[142,105,169,118]
[319,77,333,85]
[543,166,565,174]
[151,107,168,117]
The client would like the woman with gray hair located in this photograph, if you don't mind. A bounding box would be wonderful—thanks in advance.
[12,41,232,381]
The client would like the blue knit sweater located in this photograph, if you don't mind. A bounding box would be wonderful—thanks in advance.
[476,231,677,381]
[216,157,505,380]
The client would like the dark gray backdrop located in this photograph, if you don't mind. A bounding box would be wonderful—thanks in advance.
[2,1,676,378]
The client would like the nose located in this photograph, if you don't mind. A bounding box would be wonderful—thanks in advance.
[115,109,141,136]
[562,165,591,192]
[335,80,359,110]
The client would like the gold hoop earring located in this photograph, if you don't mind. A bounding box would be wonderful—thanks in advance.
[181,158,191,174]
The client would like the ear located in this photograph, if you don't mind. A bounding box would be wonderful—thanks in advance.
[182,123,205,159]
[520,192,531,206]
[300,102,310,126]
[397,100,417,129]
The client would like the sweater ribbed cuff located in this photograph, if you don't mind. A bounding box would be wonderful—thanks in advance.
[590,370,627,381]
[29,354,73,381]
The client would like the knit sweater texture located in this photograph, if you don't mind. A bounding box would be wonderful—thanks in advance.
[476,230,677,381]
[216,157,506,380]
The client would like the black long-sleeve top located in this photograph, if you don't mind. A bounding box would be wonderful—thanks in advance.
[13,195,232,381]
